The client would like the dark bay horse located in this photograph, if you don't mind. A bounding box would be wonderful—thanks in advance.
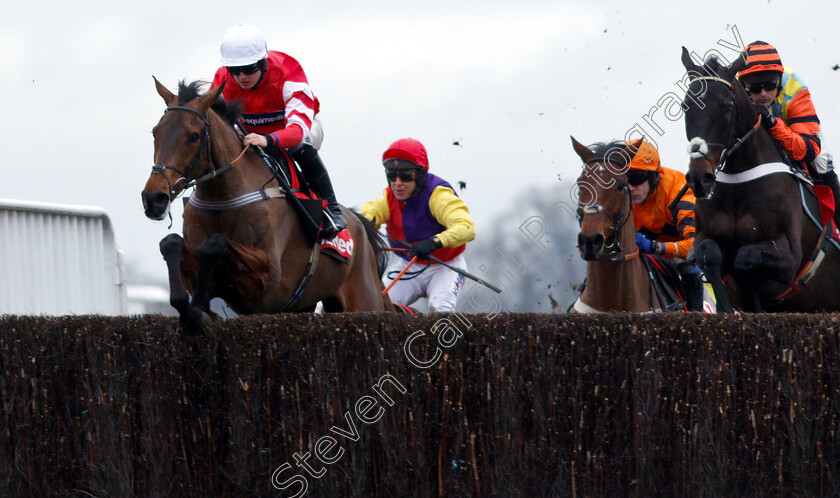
[680,48,840,312]
[142,79,393,331]
[571,137,663,312]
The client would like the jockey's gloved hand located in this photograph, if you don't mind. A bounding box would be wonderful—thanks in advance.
[409,237,443,259]
[634,232,657,253]
[754,103,776,129]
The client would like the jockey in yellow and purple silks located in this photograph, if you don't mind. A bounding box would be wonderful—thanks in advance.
[627,140,704,311]
[361,138,475,312]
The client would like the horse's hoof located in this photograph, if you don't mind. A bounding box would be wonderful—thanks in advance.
[734,248,763,273]
[160,234,184,258]
[179,306,206,336]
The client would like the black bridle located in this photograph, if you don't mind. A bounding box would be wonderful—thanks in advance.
[577,157,638,262]
[687,76,762,173]
[151,105,221,200]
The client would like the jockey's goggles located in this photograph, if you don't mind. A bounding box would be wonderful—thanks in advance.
[386,169,418,182]
[227,62,261,76]
[626,171,653,187]
[743,79,779,93]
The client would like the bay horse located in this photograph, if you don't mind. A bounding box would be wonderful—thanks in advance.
[571,137,663,312]
[142,78,393,331]
[680,48,840,312]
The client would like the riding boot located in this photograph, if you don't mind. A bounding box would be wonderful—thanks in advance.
[292,144,347,240]
[817,170,840,228]
[678,263,705,312]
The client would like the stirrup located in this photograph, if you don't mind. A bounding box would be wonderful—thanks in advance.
[320,210,345,240]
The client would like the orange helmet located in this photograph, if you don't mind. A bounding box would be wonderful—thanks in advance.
[626,140,660,172]
[739,41,784,78]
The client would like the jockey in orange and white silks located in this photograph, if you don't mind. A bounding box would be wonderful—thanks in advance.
[361,138,476,312]
[211,24,345,239]
[627,140,704,311]
[737,41,840,224]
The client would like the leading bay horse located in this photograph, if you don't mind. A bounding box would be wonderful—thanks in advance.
[571,137,664,312]
[142,79,393,331]
[680,48,840,312]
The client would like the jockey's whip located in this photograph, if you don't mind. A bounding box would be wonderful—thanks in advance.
[387,244,503,294]
[424,253,503,293]
[667,183,690,213]
[382,256,418,295]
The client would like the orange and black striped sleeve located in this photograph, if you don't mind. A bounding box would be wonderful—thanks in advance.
[665,188,696,259]
[772,88,821,163]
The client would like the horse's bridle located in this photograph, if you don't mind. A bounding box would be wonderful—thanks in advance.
[687,76,762,173]
[577,157,639,262]
[151,105,215,200]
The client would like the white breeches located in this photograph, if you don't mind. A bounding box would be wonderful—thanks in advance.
[383,254,467,313]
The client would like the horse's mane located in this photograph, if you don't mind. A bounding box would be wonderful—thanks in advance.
[176,79,243,125]
[351,210,388,277]
[699,55,728,78]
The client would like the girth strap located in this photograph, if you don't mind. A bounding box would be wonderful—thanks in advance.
[278,240,322,312]
[188,187,285,211]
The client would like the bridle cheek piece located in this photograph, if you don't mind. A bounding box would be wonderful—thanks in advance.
[577,166,636,261]
[151,106,212,201]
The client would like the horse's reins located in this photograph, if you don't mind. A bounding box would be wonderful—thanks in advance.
[687,76,763,173]
[578,157,639,262]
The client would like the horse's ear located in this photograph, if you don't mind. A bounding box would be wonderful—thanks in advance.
[153,76,177,106]
[725,53,747,80]
[681,46,697,72]
[571,136,594,163]
[195,83,226,113]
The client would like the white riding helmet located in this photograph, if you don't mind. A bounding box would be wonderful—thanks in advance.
[220,24,268,66]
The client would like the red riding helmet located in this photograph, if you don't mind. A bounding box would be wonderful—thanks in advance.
[382,138,429,172]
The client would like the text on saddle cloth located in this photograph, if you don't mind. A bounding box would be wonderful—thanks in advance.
[320,228,353,264]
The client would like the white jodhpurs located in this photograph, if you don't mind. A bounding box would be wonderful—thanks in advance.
[382,254,467,312]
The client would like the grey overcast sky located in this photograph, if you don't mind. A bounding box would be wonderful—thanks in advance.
[2,0,838,284]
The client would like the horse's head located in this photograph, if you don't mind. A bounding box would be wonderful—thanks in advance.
[142,78,226,220]
[571,137,642,261]
[681,47,752,198]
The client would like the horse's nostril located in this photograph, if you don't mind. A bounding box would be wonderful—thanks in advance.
[142,191,171,218]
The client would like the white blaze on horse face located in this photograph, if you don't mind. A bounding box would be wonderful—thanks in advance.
[688,137,709,159]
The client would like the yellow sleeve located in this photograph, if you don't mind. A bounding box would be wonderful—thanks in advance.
[428,186,476,248]
[360,189,390,229]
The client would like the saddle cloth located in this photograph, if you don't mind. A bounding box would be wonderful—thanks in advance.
[263,150,351,264]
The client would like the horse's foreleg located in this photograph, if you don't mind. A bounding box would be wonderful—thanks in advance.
[160,234,206,333]
[160,234,190,313]
[733,241,799,284]
[694,238,734,313]
[193,234,229,312]
[733,240,799,312]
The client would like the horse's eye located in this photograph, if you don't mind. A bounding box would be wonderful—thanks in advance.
[188,132,200,144]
